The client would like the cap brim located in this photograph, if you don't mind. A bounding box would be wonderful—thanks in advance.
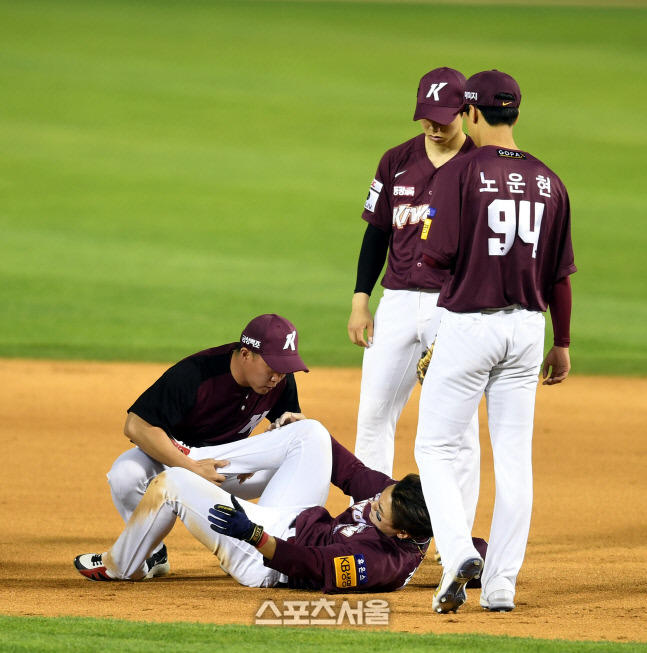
[413,104,462,125]
[260,353,309,374]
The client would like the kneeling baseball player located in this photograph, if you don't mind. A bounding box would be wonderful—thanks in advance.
[75,418,486,593]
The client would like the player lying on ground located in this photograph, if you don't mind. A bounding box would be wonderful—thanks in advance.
[75,419,486,593]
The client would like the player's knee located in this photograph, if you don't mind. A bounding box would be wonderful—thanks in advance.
[358,398,390,422]
[106,451,161,510]
[303,419,331,447]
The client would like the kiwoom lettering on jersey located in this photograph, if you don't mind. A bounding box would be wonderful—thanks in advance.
[497,149,526,159]
[242,335,261,349]
[392,204,429,229]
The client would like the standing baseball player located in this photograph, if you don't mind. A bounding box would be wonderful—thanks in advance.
[107,313,309,578]
[348,67,480,527]
[75,419,447,593]
[415,70,576,614]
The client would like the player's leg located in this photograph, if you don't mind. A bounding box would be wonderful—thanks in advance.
[220,469,276,500]
[107,447,164,523]
[479,310,544,602]
[418,294,481,534]
[355,289,421,475]
[100,469,297,587]
[415,311,495,571]
[454,411,481,532]
[188,419,333,509]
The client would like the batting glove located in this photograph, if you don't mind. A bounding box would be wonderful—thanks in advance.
[208,496,265,546]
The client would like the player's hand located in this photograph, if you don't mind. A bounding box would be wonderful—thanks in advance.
[348,293,374,347]
[541,346,571,385]
[237,473,255,484]
[194,458,229,485]
[208,496,263,544]
[266,412,306,431]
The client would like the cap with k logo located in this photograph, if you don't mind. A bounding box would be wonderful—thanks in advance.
[240,314,309,374]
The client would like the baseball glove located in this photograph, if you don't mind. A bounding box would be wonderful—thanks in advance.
[416,343,435,384]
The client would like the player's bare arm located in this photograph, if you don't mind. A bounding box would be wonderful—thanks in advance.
[124,412,229,484]
[542,346,571,385]
[348,292,374,347]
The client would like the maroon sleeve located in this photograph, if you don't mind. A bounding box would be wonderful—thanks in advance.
[361,151,394,231]
[330,436,394,501]
[266,538,324,584]
[266,536,420,594]
[548,276,572,347]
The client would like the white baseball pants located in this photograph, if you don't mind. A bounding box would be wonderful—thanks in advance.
[354,288,480,528]
[415,308,545,598]
[102,419,333,586]
[108,437,280,525]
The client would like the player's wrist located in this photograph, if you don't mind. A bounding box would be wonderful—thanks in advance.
[351,292,370,309]
[253,530,269,549]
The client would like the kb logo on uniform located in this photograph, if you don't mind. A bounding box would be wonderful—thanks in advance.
[283,331,296,351]
[426,82,447,101]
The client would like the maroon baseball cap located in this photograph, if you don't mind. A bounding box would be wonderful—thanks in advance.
[240,314,309,374]
[413,67,466,125]
[464,70,521,108]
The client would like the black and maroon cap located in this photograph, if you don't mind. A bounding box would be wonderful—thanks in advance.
[464,70,521,108]
[240,314,309,374]
[413,67,466,125]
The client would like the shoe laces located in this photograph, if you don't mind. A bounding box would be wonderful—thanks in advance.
[90,554,103,567]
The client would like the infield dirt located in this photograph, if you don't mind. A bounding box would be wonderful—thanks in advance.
[1,359,646,643]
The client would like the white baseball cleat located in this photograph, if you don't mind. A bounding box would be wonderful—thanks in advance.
[74,553,117,581]
[432,554,483,614]
[144,544,170,579]
[480,589,515,612]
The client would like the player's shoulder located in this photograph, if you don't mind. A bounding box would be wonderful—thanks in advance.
[513,150,570,197]
[523,151,566,180]
[175,342,236,378]
[378,134,425,168]
[435,145,481,179]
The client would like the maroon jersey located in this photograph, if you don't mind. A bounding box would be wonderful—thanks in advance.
[362,133,476,290]
[266,438,429,594]
[128,343,300,447]
[422,146,576,311]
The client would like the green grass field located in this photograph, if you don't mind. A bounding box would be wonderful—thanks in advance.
[1,1,646,650]
[1,616,645,652]
[1,0,645,373]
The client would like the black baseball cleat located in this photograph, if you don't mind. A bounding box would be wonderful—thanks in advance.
[74,553,117,581]
[144,544,170,579]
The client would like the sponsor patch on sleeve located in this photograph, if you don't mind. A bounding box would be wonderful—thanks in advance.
[497,149,526,159]
[333,554,368,589]
[364,178,383,212]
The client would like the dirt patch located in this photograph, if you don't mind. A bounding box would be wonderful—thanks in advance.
[1,359,646,642]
